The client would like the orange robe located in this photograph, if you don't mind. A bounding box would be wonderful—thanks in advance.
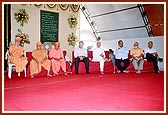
[30,49,51,75]
[49,48,66,73]
[9,45,28,73]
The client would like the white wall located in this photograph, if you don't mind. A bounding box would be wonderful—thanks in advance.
[10,4,165,70]
[100,36,165,70]
[11,4,80,58]
[79,10,97,49]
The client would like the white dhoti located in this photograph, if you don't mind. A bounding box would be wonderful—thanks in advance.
[92,47,105,72]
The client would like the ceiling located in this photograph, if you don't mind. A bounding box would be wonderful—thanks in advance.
[83,4,149,40]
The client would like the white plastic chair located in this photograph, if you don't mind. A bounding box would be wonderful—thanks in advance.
[8,63,27,79]
[6,51,27,79]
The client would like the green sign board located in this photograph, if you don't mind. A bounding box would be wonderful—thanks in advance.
[40,10,59,44]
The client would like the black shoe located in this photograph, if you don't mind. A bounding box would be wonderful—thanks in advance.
[76,72,78,74]
[158,58,163,62]
[86,72,90,74]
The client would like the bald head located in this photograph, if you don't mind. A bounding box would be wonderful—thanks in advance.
[15,37,21,46]
[54,42,60,50]
[36,42,42,50]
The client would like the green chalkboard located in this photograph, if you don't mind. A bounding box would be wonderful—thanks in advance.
[40,10,59,44]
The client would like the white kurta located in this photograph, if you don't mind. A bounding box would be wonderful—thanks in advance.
[74,48,87,58]
[65,56,71,62]
[144,47,157,57]
[92,47,105,71]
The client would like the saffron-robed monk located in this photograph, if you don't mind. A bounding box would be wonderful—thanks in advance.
[49,42,67,76]
[8,37,28,73]
[30,42,51,78]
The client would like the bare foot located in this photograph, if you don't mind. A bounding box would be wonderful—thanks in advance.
[53,73,58,76]
[117,70,121,73]
[136,70,141,74]
[156,71,160,74]
[100,71,104,75]
[123,70,129,73]
[64,72,68,76]
[47,74,52,77]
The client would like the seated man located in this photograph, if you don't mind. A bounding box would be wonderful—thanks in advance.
[74,41,89,74]
[92,42,107,74]
[5,42,14,60]
[115,40,130,73]
[30,42,51,78]
[8,37,28,73]
[144,41,163,73]
[108,49,116,73]
[49,42,67,76]
[130,42,144,73]
[64,51,72,65]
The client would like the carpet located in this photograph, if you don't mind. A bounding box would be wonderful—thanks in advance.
[4,72,164,111]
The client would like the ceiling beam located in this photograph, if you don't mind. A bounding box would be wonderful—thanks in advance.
[90,5,138,18]
[97,25,145,33]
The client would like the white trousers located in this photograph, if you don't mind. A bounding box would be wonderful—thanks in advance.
[92,58,104,71]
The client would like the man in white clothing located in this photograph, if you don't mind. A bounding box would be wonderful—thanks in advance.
[64,51,71,65]
[144,41,163,73]
[92,42,107,74]
[74,41,89,74]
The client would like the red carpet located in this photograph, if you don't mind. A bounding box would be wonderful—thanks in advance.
[4,72,164,111]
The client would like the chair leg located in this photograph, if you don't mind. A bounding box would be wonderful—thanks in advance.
[8,67,10,78]
[8,64,12,79]
[24,68,27,77]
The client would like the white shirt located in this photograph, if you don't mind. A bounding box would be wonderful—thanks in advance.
[144,47,157,56]
[115,46,129,59]
[65,56,71,62]
[74,48,87,58]
[92,47,105,61]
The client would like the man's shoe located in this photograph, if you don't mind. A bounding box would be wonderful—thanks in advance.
[158,58,163,62]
